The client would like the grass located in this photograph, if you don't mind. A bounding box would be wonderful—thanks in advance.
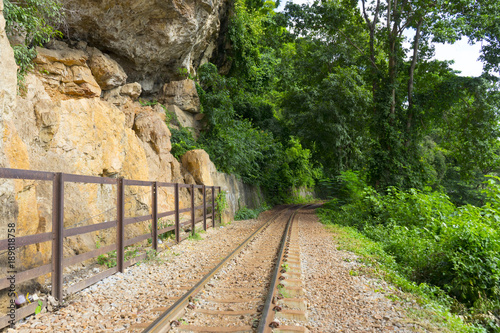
[188,232,204,241]
[96,245,140,268]
[323,223,486,333]
[277,284,291,298]
[143,249,164,264]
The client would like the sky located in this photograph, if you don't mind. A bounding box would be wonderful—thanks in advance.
[434,39,483,77]
[276,0,485,77]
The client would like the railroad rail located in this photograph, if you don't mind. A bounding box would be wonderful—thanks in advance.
[137,205,310,333]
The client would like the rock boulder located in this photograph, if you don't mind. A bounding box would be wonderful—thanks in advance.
[88,47,128,90]
[34,43,101,98]
[181,149,217,185]
[160,79,201,113]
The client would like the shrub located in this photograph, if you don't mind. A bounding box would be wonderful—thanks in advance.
[234,203,270,220]
[4,0,64,83]
[318,170,500,330]
[169,127,202,159]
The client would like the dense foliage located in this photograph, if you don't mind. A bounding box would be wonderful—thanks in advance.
[234,203,270,220]
[195,63,318,202]
[192,11,500,330]
[279,0,500,193]
[319,171,500,330]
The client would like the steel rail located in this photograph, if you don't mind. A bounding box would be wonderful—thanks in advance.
[256,205,306,333]
[142,206,290,333]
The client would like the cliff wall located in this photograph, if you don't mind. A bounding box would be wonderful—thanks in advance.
[0,1,261,280]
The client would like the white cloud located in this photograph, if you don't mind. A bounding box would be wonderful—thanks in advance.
[433,39,483,77]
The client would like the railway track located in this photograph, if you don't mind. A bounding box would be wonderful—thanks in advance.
[136,205,309,333]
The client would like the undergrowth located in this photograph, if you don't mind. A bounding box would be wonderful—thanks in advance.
[96,245,140,268]
[317,170,500,331]
[188,231,205,241]
[234,203,270,220]
[321,223,486,332]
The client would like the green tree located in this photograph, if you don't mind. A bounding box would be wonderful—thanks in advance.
[358,0,500,188]
[282,67,371,174]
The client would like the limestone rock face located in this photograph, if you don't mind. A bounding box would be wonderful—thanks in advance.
[121,82,142,99]
[34,44,101,98]
[181,149,216,185]
[61,0,227,93]
[169,105,193,128]
[182,149,264,221]
[36,42,88,66]
[162,80,203,135]
[160,79,201,113]
[133,110,172,155]
[103,83,143,107]
[88,47,128,90]
[0,74,184,266]
[0,0,17,121]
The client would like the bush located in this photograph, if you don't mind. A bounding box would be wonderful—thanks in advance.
[169,127,202,159]
[318,170,500,330]
[234,204,270,220]
[234,206,259,220]
[4,0,63,82]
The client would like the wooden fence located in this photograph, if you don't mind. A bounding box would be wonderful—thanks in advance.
[0,167,221,328]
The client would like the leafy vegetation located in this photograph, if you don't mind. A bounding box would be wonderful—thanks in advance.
[169,126,202,160]
[208,6,500,329]
[215,191,228,222]
[187,231,204,241]
[157,219,175,242]
[3,0,64,83]
[318,171,500,330]
[185,62,318,202]
[96,246,140,268]
[179,0,500,207]
[234,203,270,220]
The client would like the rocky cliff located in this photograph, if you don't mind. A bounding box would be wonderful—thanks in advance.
[61,0,228,94]
[0,0,260,284]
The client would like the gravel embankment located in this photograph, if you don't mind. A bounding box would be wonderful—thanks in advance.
[5,216,263,333]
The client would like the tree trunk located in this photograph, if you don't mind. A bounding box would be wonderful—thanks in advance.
[406,19,423,143]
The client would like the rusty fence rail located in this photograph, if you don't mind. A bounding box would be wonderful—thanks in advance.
[0,167,221,328]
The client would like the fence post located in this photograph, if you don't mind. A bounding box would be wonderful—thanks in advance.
[52,172,64,302]
[191,184,195,236]
[203,185,207,231]
[152,182,158,251]
[175,183,180,243]
[218,187,222,225]
[117,178,124,273]
[212,186,215,228]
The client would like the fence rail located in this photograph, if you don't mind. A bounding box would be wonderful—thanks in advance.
[0,167,221,329]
